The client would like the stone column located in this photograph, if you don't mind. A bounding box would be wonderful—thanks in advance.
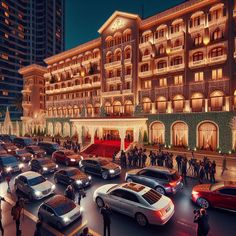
[77,125,82,144]
[133,127,139,143]
[151,102,156,114]
[119,128,126,151]
[90,127,95,144]
[204,99,208,112]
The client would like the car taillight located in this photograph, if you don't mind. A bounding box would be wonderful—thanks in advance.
[156,210,163,217]
[192,190,199,195]
[169,181,177,187]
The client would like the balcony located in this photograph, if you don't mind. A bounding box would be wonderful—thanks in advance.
[208,16,227,28]
[170,45,184,54]
[169,85,184,97]
[102,90,121,96]
[104,60,121,69]
[92,81,101,87]
[139,41,152,49]
[22,101,32,108]
[124,58,132,65]
[138,70,153,78]
[189,59,206,68]
[153,36,167,44]
[106,77,121,83]
[153,67,168,75]
[208,55,227,65]
[122,89,132,94]
[169,31,184,39]
[155,87,168,97]
[82,83,92,89]
[125,74,132,81]
[142,54,152,61]
[189,81,206,94]
[169,63,184,72]
[208,78,230,94]
[188,23,205,34]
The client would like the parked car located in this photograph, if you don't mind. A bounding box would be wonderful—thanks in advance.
[52,150,83,166]
[0,134,16,143]
[38,142,62,155]
[15,171,56,200]
[0,154,24,174]
[191,181,236,211]
[1,143,19,154]
[30,158,58,174]
[0,146,7,155]
[80,157,121,180]
[13,137,33,148]
[13,149,33,162]
[38,194,82,229]
[25,145,46,157]
[93,182,174,226]
[54,167,91,189]
[125,166,183,195]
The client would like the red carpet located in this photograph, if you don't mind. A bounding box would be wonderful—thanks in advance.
[81,139,131,158]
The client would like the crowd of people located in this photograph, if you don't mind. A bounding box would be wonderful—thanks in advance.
[52,137,81,153]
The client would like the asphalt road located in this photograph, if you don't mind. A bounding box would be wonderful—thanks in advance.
[1,163,236,236]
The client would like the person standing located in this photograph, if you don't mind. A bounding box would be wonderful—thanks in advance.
[194,208,210,236]
[0,197,6,236]
[64,185,75,202]
[221,154,227,176]
[11,200,22,236]
[176,155,182,172]
[181,156,188,184]
[101,204,111,236]
[77,188,86,206]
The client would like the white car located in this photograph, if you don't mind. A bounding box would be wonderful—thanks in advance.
[15,171,56,200]
[93,182,174,226]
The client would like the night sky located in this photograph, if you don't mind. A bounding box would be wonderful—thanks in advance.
[65,0,185,50]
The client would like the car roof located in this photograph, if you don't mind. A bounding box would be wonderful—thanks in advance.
[44,195,71,208]
[84,157,108,162]
[144,166,176,174]
[26,145,39,148]
[119,182,151,195]
[39,141,57,145]
[18,171,41,179]
[33,157,51,162]
[15,137,32,140]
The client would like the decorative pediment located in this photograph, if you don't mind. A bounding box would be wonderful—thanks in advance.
[98,11,141,34]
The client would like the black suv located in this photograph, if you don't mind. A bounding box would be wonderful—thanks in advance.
[80,158,121,180]
[13,137,33,148]
[38,142,61,155]
[30,158,58,174]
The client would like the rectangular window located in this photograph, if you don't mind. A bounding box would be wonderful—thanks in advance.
[212,68,222,80]
[4,33,8,38]
[194,72,204,82]
[159,78,167,87]
[2,90,8,96]
[174,75,183,85]
[144,80,151,89]
[1,53,8,60]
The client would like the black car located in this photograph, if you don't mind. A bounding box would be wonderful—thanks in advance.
[13,137,33,148]
[0,135,16,143]
[30,158,58,174]
[0,154,24,174]
[80,158,121,180]
[38,142,62,155]
[54,167,92,189]
[25,145,46,157]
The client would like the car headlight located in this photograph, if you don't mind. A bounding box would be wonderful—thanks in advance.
[118,166,121,170]
[34,190,42,197]
[80,206,84,212]
[43,167,48,171]
[16,148,19,151]
[52,184,56,190]
[7,149,11,152]
[63,216,70,223]
[19,163,24,169]
[31,154,33,158]
[56,165,58,168]
[6,167,12,172]
[109,169,115,174]
[80,156,84,160]
[88,176,92,180]
[22,157,25,160]
[44,152,46,155]
[76,180,82,185]
[70,158,76,162]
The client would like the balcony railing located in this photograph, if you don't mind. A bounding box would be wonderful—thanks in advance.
[208,78,230,94]
[106,77,121,83]
[102,90,121,96]
[125,74,132,80]
[153,36,167,44]
[139,41,152,49]
[189,59,206,68]
[208,55,227,65]
[92,81,101,87]
[169,85,184,97]
[138,70,153,78]
[142,54,152,61]
[208,16,227,28]
[124,58,132,64]
[154,87,168,97]
[104,60,121,69]
[188,23,205,34]
[122,89,132,94]
[170,45,184,54]
[153,67,168,75]
[189,81,205,94]
[169,63,184,72]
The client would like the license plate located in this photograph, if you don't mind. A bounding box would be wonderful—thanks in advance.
[166,206,171,212]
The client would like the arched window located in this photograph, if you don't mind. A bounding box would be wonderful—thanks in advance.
[142,97,152,113]
[150,122,165,144]
[158,45,165,54]
[157,60,167,69]
[193,52,204,61]
[141,63,149,72]
[113,101,122,115]
[106,52,112,63]
[115,50,121,61]
[210,90,224,111]
[210,47,223,57]
[94,103,100,115]
[194,34,203,46]
[171,56,183,66]
[156,96,167,113]
[124,47,131,59]
[124,100,133,115]
[191,93,204,112]
[173,95,184,112]
[87,104,93,116]
[172,122,188,147]
[144,48,150,56]
[105,102,112,115]
[212,28,223,41]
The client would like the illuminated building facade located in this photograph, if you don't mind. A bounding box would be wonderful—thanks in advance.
[20,0,236,152]
[0,0,65,120]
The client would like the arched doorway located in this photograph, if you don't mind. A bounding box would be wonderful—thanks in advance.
[47,122,53,136]
[198,121,218,151]
[54,122,62,136]
[113,101,122,115]
[63,122,71,137]
[150,122,165,144]
[172,122,188,147]
[124,100,133,115]
[210,90,224,111]
[191,93,204,112]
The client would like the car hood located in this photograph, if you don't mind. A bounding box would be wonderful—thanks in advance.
[3,162,20,167]
[192,184,211,193]
[67,154,82,160]
[95,184,117,195]
[102,163,119,170]
[42,163,56,169]
[18,153,32,158]
[31,180,53,192]
[60,204,81,220]
[126,169,140,175]
[71,173,88,181]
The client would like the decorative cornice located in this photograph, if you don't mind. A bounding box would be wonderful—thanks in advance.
[18,64,47,75]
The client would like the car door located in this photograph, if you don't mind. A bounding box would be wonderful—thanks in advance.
[215,188,236,210]
[108,189,128,214]
[61,170,71,184]
[135,170,155,187]
[55,151,63,163]
[43,206,57,223]
[93,161,102,175]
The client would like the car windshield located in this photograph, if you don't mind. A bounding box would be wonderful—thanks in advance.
[142,189,162,205]
[210,182,225,191]
[40,159,53,165]
[1,156,18,164]
[169,172,180,181]
[52,144,60,149]
[99,159,109,166]
[24,139,33,145]
[17,150,28,154]
[54,200,76,216]
[28,176,46,186]
[64,151,75,156]
[67,169,79,177]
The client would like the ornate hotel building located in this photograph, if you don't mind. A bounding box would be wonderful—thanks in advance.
[20,0,236,153]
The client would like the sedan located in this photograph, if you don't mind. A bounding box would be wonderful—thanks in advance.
[80,157,121,180]
[30,158,58,174]
[191,181,236,211]
[52,150,83,166]
[93,182,174,226]
[25,145,46,158]
[15,171,56,200]
[38,195,82,229]
[0,155,24,174]
[1,143,19,154]
[13,149,33,162]
[54,168,91,189]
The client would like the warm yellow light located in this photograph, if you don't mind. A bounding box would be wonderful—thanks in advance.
[81,71,85,77]
[166,47,171,54]
[203,36,210,45]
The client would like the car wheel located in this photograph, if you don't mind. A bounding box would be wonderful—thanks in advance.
[155,186,166,195]
[56,221,63,230]
[126,177,133,183]
[197,197,210,209]
[102,171,109,180]
[135,213,148,227]
[38,213,43,222]
[96,197,104,208]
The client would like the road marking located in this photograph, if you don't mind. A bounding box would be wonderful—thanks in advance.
[42,222,64,236]
[177,220,196,230]
[89,228,101,236]
[67,220,87,236]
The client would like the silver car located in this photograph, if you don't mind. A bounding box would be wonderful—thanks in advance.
[38,195,82,229]
[14,171,56,200]
[93,182,174,226]
[125,166,183,195]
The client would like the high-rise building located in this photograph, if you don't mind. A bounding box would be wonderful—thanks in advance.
[0,0,65,121]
